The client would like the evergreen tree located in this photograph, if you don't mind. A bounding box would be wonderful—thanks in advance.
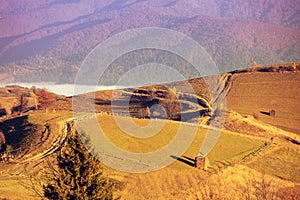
[43,126,115,200]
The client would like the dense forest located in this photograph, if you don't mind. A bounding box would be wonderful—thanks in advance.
[0,0,299,83]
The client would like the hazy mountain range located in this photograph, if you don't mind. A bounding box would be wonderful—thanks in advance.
[0,0,299,84]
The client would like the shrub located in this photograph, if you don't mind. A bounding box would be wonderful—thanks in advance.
[253,113,259,120]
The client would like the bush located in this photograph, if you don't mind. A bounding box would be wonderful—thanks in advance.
[253,113,259,120]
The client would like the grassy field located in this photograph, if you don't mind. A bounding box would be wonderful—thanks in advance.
[72,114,283,199]
[0,110,298,199]
[0,111,73,200]
[248,147,300,182]
[80,115,266,171]
[227,72,300,134]
[0,111,71,156]
[81,114,299,199]
[0,69,299,199]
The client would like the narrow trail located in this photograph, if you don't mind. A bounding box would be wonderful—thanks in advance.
[0,117,81,178]
[20,121,69,164]
[18,115,96,164]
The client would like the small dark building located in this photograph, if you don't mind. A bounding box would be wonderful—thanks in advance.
[269,110,276,117]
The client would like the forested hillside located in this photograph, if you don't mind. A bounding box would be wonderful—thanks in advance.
[0,0,299,83]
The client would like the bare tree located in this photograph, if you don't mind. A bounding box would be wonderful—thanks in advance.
[253,172,276,200]
[19,93,29,113]
[11,93,28,115]
[36,89,56,111]
[237,171,277,200]
[292,63,297,72]
[30,91,38,110]
[161,88,181,120]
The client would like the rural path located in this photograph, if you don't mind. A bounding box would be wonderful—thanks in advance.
[20,120,69,164]
[0,115,94,178]
[20,114,96,164]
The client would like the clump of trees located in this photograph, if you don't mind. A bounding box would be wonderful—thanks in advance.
[11,93,29,115]
[36,89,56,111]
[19,93,29,113]
[43,126,115,200]
[1,87,57,116]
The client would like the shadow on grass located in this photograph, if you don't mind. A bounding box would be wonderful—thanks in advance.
[0,115,36,153]
[284,137,300,145]
[182,155,195,162]
[170,155,194,167]
[260,111,270,116]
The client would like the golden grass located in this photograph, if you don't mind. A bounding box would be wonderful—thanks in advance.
[227,72,300,134]
[0,111,73,200]
[79,115,266,171]
[0,178,39,200]
[1,110,299,199]
[117,165,296,200]
[89,115,299,199]
[249,147,300,182]
[98,116,180,153]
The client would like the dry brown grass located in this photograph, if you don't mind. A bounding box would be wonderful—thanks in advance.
[1,68,299,199]
[78,115,266,170]
[226,71,300,134]
[248,147,300,182]
[223,110,300,142]
[117,165,296,200]
[0,178,39,200]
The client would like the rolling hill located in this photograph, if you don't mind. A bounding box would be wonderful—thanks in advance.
[75,63,300,135]
[0,63,299,199]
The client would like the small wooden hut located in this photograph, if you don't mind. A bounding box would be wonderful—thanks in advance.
[195,153,209,170]
[269,110,276,117]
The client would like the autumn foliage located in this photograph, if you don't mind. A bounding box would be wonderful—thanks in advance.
[36,89,56,110]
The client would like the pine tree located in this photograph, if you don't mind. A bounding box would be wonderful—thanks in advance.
[43,126,115,200]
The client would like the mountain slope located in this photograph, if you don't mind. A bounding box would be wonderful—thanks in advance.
[0,0,299,83]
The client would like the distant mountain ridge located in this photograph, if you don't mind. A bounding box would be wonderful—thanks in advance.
[0,0,299,83]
